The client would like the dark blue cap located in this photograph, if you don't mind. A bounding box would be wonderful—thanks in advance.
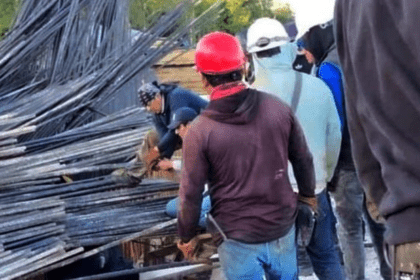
[168,107,198,130]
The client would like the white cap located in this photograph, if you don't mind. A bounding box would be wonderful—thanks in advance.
[247,18,290,54]
[293,0,335,39]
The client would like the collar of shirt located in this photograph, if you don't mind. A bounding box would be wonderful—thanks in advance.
[210,81,247,101]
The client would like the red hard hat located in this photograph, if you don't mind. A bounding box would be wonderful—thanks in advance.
[195,32,245,75]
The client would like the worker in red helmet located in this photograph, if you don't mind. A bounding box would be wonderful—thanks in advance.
[176,31,317,279]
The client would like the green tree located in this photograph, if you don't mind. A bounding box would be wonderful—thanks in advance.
[129,0,185,30]
[221,0,251,34]
[0,0,19,38]
[245,0,274,21]
[128,0,294,34]
[273,2,294,24]
[192,0,293,34]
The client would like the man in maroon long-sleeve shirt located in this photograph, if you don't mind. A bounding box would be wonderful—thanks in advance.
[177,31,317,279]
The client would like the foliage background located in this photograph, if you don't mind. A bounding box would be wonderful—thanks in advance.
[1,0,294,40]
[129,0,294,35]
[0,0,20,38]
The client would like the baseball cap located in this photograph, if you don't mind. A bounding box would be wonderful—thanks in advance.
[168,107,198,130]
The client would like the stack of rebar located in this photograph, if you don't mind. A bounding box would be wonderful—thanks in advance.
[0,107,152,186]
[0,0,221,278]
[0,198,84,280]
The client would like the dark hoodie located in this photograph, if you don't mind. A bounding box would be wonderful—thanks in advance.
[299,20,335,67]
[335,0,420,245]
[177,88,316,243]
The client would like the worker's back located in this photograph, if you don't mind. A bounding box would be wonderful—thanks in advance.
[178,88,315,244]
[252,42,341,190]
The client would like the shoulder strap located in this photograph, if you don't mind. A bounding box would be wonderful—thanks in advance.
[291,71,303,113]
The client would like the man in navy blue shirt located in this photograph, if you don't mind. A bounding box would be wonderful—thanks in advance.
[137,81,208,172]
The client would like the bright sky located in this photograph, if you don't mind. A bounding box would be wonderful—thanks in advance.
[273,0,335,37]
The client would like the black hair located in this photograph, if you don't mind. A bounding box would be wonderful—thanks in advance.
[202,69,243,87]
[256,47,281,58]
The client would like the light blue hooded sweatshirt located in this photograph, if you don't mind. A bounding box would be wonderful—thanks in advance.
[252,43,341,193]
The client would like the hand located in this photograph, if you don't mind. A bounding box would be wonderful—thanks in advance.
[157,159,173,171]
[296,201,316,247]
[177,238,198,261]
[143,146,161,171]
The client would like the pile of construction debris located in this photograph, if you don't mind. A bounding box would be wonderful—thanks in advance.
[0,0,221,279]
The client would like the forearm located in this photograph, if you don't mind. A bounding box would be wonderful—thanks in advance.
[326,97,342,181]
[157,131,178,158]
[292,155,316,198]
[177,131,208,242]
[289,115,316,197]
[177,191,203,242]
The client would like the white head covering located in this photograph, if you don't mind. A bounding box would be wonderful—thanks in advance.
[292,0,335,39]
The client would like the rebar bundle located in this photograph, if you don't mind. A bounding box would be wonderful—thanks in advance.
[0,0,221,278]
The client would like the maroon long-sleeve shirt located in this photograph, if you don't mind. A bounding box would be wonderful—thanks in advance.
[177,88,315,243]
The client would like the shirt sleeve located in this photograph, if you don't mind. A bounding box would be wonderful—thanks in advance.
[154,115,178,158]
[318,62,346,129]
[177,128,209,242]
[156,91,187,158]
[325,91,342,181]
[288,113,316,197]
[153,115,167,140]
[157,129,179,158]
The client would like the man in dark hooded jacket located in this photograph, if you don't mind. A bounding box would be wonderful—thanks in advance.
[298,21,392,280]
[176,31,317,279]
[335,0,420,278]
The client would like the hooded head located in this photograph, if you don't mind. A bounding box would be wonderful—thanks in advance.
[298,20,335,65]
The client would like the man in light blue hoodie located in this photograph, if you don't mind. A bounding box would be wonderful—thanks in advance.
[247,17,344,280]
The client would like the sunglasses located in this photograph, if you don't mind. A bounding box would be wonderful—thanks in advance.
[249,36,289,50]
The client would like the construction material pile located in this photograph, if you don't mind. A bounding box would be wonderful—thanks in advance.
[0,0,220,279]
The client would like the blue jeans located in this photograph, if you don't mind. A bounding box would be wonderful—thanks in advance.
[165,194,211,228]
[331,168,392,280]
[305,189,345,280]
[218,225,298,280]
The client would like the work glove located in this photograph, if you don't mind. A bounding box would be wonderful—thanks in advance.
[296,194,318,247]
[296,201,316,247]
[177,238,197,261]
[297,194,318,214]
[111,168,143,185]
[177,234,217,264]
[143,146,161,172]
